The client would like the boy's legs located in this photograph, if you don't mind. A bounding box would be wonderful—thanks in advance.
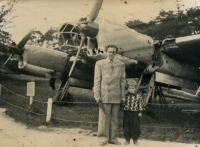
[130,111,141,142]
[123,111,131,142]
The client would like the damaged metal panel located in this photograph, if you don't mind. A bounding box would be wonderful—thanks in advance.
[155,72,198,91]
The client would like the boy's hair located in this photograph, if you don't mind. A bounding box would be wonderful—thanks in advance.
[126,79,137,90]
[127,79,137,86]
[105,44,118,52]
[128,84,136,88]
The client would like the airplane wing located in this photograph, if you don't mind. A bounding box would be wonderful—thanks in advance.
[162,34,200,67]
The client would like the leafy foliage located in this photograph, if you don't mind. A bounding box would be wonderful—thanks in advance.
[43,27,58,41]
[0,1,16,66]
[0,1,16,44]
[43,27,65,44]
[125,6,200,40]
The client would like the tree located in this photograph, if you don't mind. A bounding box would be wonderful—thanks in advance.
[0,1,16,46]
[43,27,57,41]
[125,6,200,40]
[186,7,200,35]
[125,20,148,35]
[0,1,16,77]
[43,27,62,41]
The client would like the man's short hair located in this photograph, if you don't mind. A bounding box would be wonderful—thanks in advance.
[105,44,118,52]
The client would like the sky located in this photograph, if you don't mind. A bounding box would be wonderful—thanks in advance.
[1,0,200,43]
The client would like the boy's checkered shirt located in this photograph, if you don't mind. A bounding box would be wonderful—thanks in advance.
[121,93,143,111]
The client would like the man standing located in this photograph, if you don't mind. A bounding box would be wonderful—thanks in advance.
[93,44,126,146]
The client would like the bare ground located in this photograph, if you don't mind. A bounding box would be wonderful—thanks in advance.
[0,108,198,147]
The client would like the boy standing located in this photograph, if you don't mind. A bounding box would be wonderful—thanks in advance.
[121,79,143,145]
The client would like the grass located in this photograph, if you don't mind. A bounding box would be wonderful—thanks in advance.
[0,77,200,144]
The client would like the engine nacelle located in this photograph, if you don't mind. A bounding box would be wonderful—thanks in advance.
[18,45,69,78]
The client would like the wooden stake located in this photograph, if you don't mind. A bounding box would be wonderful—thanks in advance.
[46,98,53,123]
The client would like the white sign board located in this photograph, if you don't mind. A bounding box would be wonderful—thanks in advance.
[26,82,35,97]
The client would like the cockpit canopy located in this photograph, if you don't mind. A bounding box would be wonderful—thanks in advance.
[59,23,98,56]
[59,23,82,46]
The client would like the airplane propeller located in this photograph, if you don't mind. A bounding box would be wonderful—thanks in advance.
[17,30,33,48]
[4,30,33,66]
[88,0,103,21]
[67,0,103,77]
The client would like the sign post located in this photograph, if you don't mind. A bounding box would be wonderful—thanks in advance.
[26,82,35,105]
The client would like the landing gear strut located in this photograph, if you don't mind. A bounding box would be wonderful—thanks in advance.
[138,74,168,113]
[154,85,167,107]
[53,78,74,106]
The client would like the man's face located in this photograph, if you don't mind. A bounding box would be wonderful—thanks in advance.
[106,47,117,60]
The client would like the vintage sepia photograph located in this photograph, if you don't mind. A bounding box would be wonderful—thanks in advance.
[0,0,200,146]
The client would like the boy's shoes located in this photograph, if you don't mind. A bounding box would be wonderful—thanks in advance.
[133,140,139,145]
[124,140,130,145]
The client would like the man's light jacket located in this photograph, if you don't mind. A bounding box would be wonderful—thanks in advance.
[93,58,126,103]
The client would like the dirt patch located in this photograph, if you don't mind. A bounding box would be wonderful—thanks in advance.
[0,108,199,147]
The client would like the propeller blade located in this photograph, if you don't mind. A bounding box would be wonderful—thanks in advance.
[68,34,86,77]
[17,30,33,48]
[4,53,14,66]
[88,0,103,21]
[8,45,24,55]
